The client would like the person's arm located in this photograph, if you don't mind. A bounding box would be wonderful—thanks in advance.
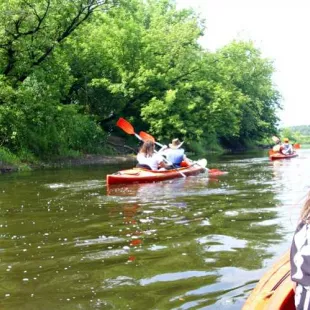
[158,160,170,169]
[155,154,169,169]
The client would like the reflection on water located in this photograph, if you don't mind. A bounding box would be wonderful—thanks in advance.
[0,150,309,309]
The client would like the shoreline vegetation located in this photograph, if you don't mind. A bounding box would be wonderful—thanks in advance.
[0,135,138,173]
[1,129,307,174]
[0,127,307,174]
[0,138,266,174]
[0,152,137,174]
[0,1,308,174]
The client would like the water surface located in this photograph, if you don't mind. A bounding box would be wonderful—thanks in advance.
[1,149,309,309]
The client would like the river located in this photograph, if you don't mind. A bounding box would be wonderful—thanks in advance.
[1,149,309,309]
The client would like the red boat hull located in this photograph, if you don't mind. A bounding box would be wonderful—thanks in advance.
[269,152,298,160]
[106,165,206,185]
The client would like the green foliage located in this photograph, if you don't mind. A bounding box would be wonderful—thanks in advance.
[0,100,106,158]
[289,125,310,136]
[212,41,281,147]
[0,0,282,160]
[284,126,310,144]
[0,146,21,165]
[0,0,114,84]
[279,127,305,144]
[17,148,38,163]
[188,135,223,155]
[280,128,295,141]
[0,0,112,159]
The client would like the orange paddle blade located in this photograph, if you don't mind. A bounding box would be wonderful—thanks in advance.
[116,118,135,135]
[139,131,155,142]
[269,149,276,156]
[293,143,301,149]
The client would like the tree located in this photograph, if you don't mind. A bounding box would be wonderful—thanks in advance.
[213,41,281,147]
[63,0,204,130]
[0,0,117,156]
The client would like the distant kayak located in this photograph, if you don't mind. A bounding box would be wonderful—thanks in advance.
[243,251,295,310]
[269,151,298,160]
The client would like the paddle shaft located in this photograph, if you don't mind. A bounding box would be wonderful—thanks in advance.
[139,131,164,148]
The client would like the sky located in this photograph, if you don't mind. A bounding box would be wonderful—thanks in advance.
[176,0,310,127]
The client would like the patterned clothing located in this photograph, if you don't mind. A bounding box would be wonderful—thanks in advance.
[295,284,310,310]
[291,221,310,309]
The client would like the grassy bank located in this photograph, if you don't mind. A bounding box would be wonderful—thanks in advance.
[0,146,136,173]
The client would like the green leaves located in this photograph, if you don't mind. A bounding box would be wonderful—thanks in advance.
[0,0,281,157]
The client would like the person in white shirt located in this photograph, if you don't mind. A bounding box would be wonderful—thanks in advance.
[136,140,168,170]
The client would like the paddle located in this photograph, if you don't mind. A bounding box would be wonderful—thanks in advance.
[139,131,163,148]
[116,118,143,141]
[117,118,186,178]
[139,131,225,175]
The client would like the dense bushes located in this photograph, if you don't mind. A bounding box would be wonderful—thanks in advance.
[0,0,281,164]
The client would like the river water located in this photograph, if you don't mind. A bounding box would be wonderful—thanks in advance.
[1,149,309,309]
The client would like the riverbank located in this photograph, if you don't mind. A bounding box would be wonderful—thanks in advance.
[46,154,136,168]
[0,154,137,174]
[0,134,139,174]
[0,134,273,174]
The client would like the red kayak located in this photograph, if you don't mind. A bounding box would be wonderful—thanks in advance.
[269,151,298,160]
[106,164,205,185]
[106,166,227,185]
[243,251,295,310]
[106,158,228,185]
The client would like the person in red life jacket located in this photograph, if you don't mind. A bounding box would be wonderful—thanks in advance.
[281,138,294,155]
[160,138,191,168]
[291,193,310,309]
[136,140,168,170]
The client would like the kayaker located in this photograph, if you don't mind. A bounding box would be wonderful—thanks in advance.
[136,140,168,170]
[290,194,310,309]
[272,136,281,152]
[160,138,191,168]
[281,138,293,155]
